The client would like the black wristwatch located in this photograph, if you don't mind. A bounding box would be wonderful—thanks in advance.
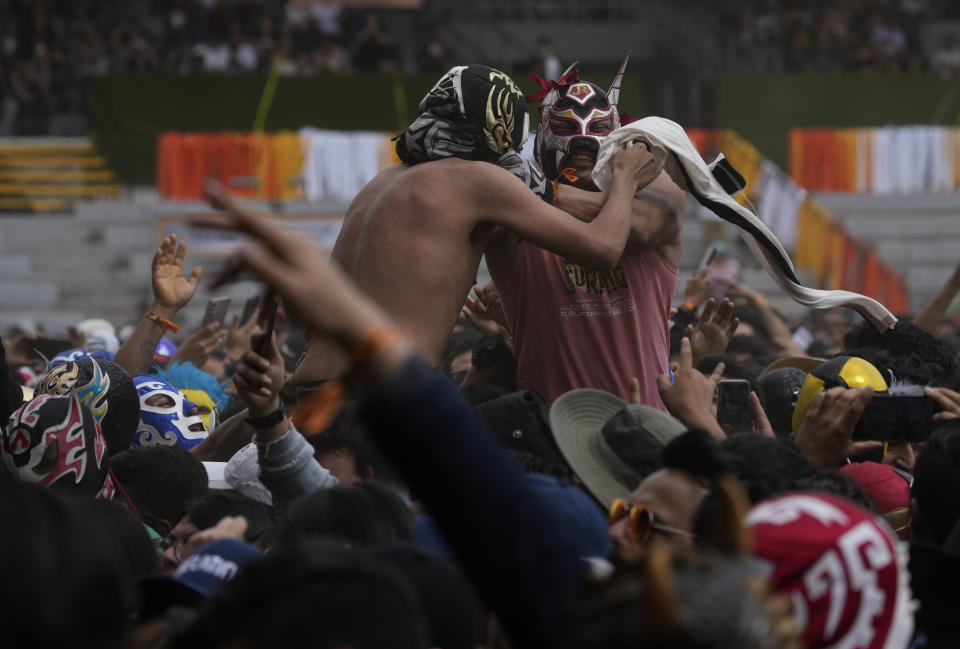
[244,403,286,429]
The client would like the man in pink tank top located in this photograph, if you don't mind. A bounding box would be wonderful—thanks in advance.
[485,56,685,408]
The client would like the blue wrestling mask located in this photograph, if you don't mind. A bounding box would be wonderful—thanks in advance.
[132,376,209,450]
[49,348,115,366]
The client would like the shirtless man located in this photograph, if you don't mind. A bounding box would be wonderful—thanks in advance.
[484,58,686,407]
[295,64,657,386]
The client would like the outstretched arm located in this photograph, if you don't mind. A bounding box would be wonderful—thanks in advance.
[113,235,202,375]
[480,143,658,269]
[554,170,685,252]
[199,182,602,647]
[914,260,960,334]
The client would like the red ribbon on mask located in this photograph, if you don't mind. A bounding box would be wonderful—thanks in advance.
[525,67,581,104]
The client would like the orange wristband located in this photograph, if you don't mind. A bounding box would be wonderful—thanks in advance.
[349,326,399,372]
[144,312,179,334]
[681,300,696,312]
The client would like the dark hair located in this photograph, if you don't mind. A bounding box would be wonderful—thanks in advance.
[0,478,130,649]
[717,435,814,503]
[173,541,428,649]
[308,414,376,480]
[662,429,728,484]
[370,541,482,649]
[694,354,758,392]
[727,301,773,343]
[278,481,412,547]
[913,422,960,544]
[467,334,516,391]
[184,492,276,543]
[440,329,482,376]
[725,334,776,361]
[843,321,960,390]
[109,445,208,534]
[793,470,876,512]
[71,497,160,580]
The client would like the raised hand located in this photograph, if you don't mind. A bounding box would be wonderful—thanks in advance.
[152,234,202,317]
[200,180,397,358]
[233,332,286,418]
[612,141,658,191]
[462,282,511,340]
[682,267,711,311]
[225,311,261,362]
[750,391,775,439]
[924,386,960,422]
[657,337,726,440]
[686,297,739,361]
[181,516,249,560]
[795,386,877,469]
[170,321,225,370]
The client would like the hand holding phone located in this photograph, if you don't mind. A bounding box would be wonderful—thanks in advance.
[716,379,753,436]
[202,297,231,327]
[852,394,937,443]
[257,292,280,358]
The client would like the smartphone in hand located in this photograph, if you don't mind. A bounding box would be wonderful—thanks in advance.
[257,293,280,358]
[202,297,231,327]
[716,378,753,436]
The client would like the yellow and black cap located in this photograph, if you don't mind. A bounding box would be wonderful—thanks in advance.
[791,356,888,436]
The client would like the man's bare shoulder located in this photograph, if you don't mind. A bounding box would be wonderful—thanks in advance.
[394,157,518,188]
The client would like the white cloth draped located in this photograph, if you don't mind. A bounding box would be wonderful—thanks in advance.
[592,117,897,332]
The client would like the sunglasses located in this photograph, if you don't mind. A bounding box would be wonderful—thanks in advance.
[608,498,696,543]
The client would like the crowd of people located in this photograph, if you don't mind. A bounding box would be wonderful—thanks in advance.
[6,0,960,135]
[0,0,429,135]
[708,0,958,73]
[5,57,960,649]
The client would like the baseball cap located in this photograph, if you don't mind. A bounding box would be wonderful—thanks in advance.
[138,538,261,619]
[840,461,911,538]
[549,389,686,508]
[746,492,913,649]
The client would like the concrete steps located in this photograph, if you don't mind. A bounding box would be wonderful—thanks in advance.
[0,187,955,335]
[817,192,960,313]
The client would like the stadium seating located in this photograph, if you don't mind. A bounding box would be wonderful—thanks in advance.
[0,139,121,213]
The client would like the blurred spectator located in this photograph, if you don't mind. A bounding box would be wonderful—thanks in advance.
[230,25,258,71]
[533,37,562,81]
[0,0,952,135]
[194,35,231,71]
[417,30,448,73]
[352,11,398,73]
[931,32,960,77]
[315,36,351,74]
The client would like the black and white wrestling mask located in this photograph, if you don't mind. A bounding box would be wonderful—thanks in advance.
[532,52,631,189]
[2,394,109,497]
[396,64,530,164]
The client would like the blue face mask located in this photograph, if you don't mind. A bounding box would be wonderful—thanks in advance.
[132,376,208,450]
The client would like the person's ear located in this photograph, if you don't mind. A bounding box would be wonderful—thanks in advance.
[154,518,173,537]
